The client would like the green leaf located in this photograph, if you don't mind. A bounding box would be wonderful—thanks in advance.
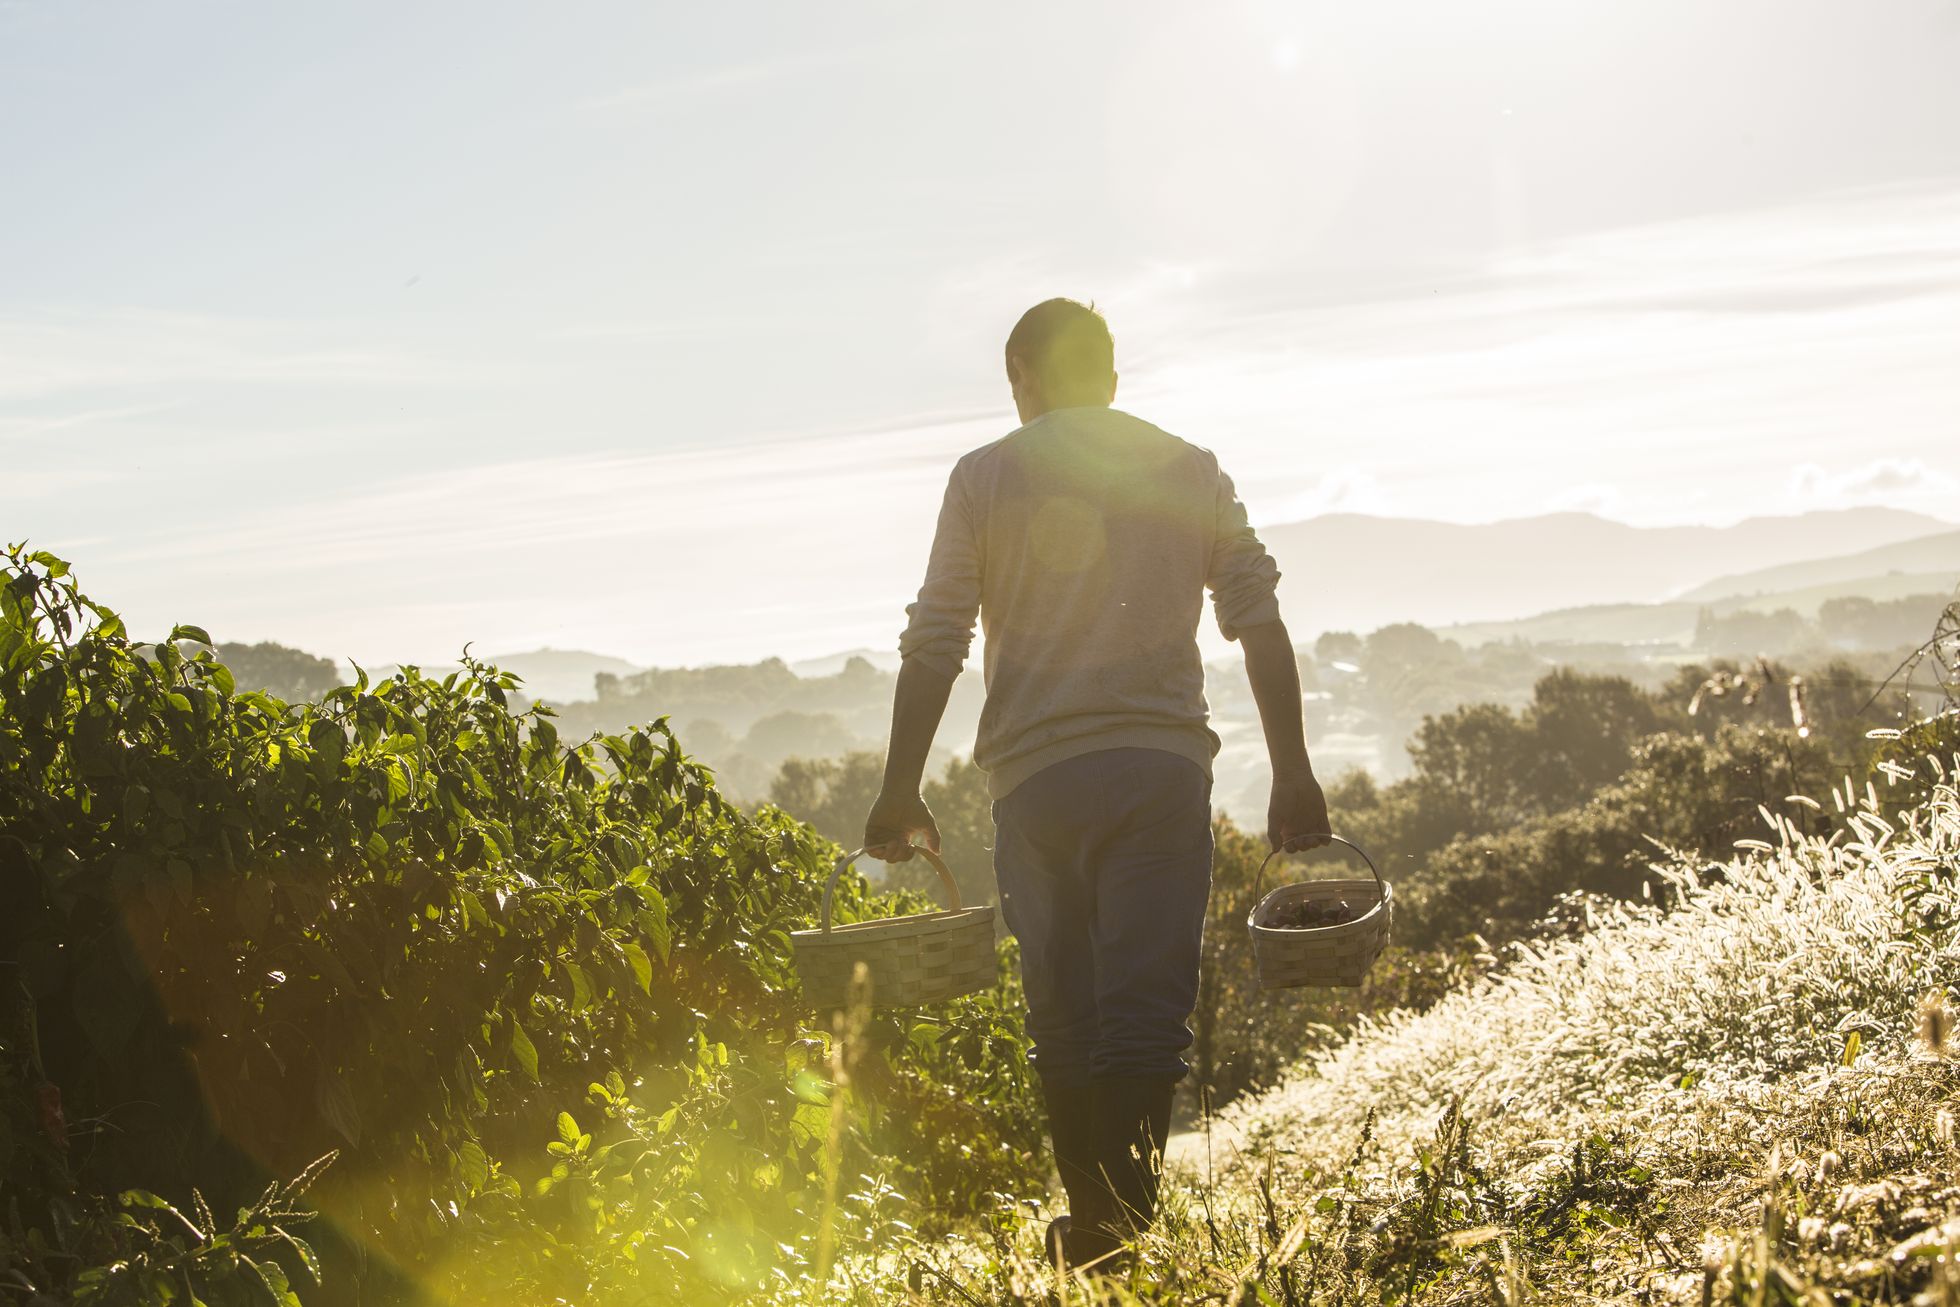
[284,1231,323,1284]
[309,718,346,762]
[556,1111,580,1145]
[638,887,671,964]
[170,623,213,646]
[244,1255,300,1307]
[563,960,593,1010]
[458,889,491,931]
[623,941,653,994]
[457,1140,490,1193]
[510,1020,540,1081]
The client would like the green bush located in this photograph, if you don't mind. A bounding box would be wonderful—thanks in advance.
[0,547,1041,1305]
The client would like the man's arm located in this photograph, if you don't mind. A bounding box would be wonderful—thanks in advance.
[863,661,954,861]
[865,467,981,861]
[1240,619,1331,853]
[1204,462,1331,852]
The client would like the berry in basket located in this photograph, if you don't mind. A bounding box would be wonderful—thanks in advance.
[1264,898,1358,930]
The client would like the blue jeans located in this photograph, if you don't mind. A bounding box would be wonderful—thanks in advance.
[991,747,1214,1086]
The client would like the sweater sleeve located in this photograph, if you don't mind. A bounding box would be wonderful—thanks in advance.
[897,464,982,679]
[1206,463,1282,640]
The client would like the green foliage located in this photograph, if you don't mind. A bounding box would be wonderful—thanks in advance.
[1696,591,1956,657]
[0,547,1041,1305]
[1391,723,1842,950]
[1694,604,1814,656]
[1818,592,1956,650]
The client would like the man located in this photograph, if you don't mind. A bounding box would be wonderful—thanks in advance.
[862,298,1330,1270]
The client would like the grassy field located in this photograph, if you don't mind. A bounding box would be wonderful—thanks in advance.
[787,752,1960,1305]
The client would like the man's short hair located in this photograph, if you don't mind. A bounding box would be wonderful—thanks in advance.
[1005,298,1115,389]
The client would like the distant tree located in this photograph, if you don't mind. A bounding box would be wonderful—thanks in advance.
[1693,606,1814,656]
[768,751,884,847]
[209,640,338,702]
[1294,650,1322,693]
[739,710,860,768]
[1403,701,1536,848]
[922,756,996,909]
[1521,669,1668,809]
[679,717,737,758]
[1819,594,1954,650]
[1323,766,1380,813]
[1363,623,1452,673]
[1314,630,1364,665]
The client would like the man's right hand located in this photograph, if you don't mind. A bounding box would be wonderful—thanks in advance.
[1268,772,1331,853]
[863,789,941,862]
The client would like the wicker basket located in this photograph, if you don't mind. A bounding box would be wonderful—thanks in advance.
[791,846,996,1010]
[1246,835,1393,990]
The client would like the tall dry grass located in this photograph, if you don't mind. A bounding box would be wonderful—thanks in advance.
[773,756,1960,1304]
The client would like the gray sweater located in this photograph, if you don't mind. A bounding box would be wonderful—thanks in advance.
[898,405,1283,799]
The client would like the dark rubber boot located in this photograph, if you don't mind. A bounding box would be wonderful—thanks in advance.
[1040,1076,1123,1272]
[1094,1076,1177,1241]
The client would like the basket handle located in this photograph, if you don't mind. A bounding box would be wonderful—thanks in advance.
[1249,835,1384,904]
[821,845,963,933]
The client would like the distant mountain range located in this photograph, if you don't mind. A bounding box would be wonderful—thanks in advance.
[1676,528,1960,603]
[788,648,903,678]
[1260,507,1951,637]
[345,509,1955,700]
[1443,528,1958,648]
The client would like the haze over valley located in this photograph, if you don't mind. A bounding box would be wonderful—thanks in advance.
[272,504,1960,822]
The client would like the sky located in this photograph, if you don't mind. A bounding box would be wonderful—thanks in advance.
[6,0,1960,667]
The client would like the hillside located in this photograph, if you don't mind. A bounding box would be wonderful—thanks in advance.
[1261,507,1949,636]
[1444,576,1957,648]
[833,754,1960,1304]
[1175,761,1960,1303]
[1678,528,1960,603]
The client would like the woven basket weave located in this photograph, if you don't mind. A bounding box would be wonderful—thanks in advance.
[791,846,995,1010]
[1246,836,1393,990]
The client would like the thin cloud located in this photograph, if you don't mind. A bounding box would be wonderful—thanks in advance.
[0,398,184,441]
[1790,458,1958,509]
[0,309,513,401]
[576,44,904,112]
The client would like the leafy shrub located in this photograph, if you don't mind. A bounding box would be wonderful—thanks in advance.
[1390,723,1843,949]
[0,547,1042,1304]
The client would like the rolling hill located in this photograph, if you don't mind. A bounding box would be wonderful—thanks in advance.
[1675,528,1960,602]
[1260,507,1950,637]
